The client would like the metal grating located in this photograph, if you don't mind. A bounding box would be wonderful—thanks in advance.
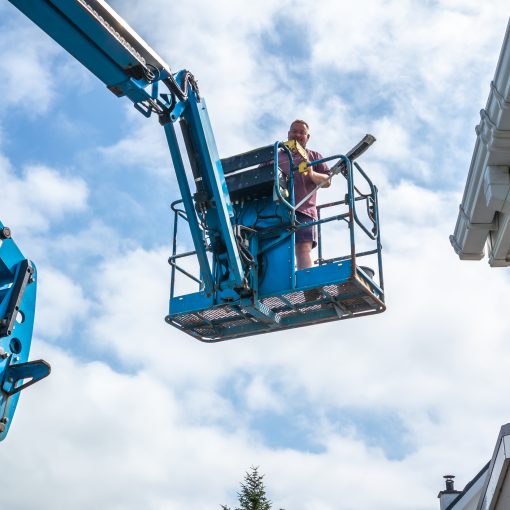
[176,312,203,325]
[260,296,287,308]
[169,276,385,342]
[200,306,240,321]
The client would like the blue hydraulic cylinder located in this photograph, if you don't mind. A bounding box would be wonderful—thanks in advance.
[182,94,245,289]
[164,93,246,293]
[0,223,50,441]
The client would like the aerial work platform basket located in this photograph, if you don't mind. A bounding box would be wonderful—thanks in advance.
[165,137,385,342]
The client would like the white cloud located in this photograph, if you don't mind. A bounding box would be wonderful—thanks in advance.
[0,158,88,234]
[2,1,510,509]
[47,220,131,262]
[3,195,506,510]
[105,0,295,155]
[36,266,92,340]
[243,374,285,413]
[1,3,98,118]
[0,16,58,115]
[97,105,172,176]
[60,177,509,508]
[2,344,275,509]
[371,117,413,164]
[0,342,475,510]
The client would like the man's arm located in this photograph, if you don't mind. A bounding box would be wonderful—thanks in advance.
[307,152,332,187]
[309,168,331,187]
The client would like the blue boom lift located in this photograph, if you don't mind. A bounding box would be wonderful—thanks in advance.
[1,0,385,439]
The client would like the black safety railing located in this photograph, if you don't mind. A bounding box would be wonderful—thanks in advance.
[168,143,384,301]
[315,159,384,295]
[168,200,208,299]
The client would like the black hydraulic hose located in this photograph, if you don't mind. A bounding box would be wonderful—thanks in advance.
[163,70,200,103]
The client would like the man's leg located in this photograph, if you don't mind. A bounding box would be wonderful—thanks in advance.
[296,241,313,269]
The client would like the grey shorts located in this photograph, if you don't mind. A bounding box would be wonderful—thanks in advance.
[295,211,317,248]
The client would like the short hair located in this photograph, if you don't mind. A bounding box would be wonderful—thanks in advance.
[290,119,310,131]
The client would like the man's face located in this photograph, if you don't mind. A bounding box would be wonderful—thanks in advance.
[288,122,310,148]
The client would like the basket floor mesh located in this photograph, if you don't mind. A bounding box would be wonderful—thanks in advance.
[169,278,384,342]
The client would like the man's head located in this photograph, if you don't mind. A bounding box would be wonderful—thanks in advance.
[288,120,310,148]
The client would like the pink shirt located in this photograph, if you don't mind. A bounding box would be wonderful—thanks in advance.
[278,148,330,219]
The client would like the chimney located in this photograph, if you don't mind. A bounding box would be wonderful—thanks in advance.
[438,475,461,510]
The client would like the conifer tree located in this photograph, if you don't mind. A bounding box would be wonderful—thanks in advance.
[222,466,277,510]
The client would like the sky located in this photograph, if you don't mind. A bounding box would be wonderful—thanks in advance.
[1,1,510,509]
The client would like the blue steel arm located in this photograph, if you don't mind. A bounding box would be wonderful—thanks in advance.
[2,0,252,438]
[0,223,51,441]
[181,95,245,289]
[7,0,247,293]
[163,122,215,295]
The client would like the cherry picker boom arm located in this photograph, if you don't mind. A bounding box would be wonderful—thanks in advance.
[2,0,385,439]
[0,0,254,440]
[8,0,246,292]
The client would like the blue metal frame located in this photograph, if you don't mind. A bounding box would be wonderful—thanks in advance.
[0,223,50,441]
[6,0,385,343]
[179,95,245,290]
[3,0,387,436]
[167,145,385,342]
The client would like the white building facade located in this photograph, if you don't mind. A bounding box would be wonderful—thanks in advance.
[450,19,510,266]
[438,424,510,510]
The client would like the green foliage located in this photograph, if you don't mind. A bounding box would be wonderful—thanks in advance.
[222,466,283,510]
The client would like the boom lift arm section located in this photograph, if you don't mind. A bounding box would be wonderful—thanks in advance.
[2,0,386,436]
[8,0,246,293]
[1,0,256,439]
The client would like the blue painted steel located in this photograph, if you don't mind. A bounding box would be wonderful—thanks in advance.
[6,0,386,347]
[167,144,386,342]
[163,93,248,295]
[8,0,136,88]
[8,0,251,327]
[163,122,214,295]
[182,95,245,289]
[167,255,385,342]
[0,222,50,441]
